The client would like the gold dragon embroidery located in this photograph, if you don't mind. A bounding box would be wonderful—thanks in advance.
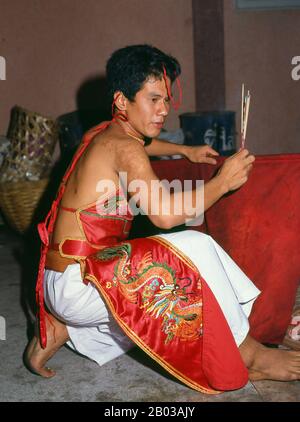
[96,243,203,344]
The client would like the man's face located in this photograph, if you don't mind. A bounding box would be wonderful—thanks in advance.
[125,76,171,138]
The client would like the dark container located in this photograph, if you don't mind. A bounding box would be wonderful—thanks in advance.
[179,111,236,156]
[56,108,111,155]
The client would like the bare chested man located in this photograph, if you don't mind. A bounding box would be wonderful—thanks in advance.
[25,45,300,391]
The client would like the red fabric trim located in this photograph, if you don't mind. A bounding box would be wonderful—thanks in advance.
[60,205,76,213]
[50,240,102,257]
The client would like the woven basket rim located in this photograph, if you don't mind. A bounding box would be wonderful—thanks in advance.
[0,178,49,186]
[10,105,57,122]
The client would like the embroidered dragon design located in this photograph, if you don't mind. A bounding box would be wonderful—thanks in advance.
[96,243,203,343]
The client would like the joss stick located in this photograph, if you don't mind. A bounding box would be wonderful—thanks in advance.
[241,83,244,138]
[243,91,250,141]
[240,85,251,150]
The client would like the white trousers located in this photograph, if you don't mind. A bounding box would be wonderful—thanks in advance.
[44,231,260,366]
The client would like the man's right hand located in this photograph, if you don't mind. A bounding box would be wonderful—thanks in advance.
[216,149,255,193]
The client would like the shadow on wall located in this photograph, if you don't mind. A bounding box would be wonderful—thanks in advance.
[56,75,112,156]
[76,75,111,132]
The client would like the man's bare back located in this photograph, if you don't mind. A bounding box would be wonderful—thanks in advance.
[52,123,147,243]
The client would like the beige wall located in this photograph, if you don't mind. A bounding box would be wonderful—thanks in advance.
[224,0,300,154]
[0,0,195,134]
[2,1,299,154]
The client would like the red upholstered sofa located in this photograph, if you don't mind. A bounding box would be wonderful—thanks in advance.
[151,154,300,345]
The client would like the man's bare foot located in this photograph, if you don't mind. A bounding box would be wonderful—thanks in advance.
[24,313,69,378]
[239,335,300,382]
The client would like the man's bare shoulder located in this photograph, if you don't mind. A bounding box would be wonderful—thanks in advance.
[90,130,140,155]
[87,129,155,179]
[115,137,153,172]
[80,130,119,169]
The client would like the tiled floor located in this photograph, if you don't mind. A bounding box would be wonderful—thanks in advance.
[0,226,299,402]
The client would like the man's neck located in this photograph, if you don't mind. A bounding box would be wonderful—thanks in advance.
[115,116,149,146]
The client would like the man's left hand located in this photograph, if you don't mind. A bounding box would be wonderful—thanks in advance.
[184,145,219,165]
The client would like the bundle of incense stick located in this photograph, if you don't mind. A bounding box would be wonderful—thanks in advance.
[241,83,251,149]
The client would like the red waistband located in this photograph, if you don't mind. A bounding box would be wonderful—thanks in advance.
[50,238,105,259]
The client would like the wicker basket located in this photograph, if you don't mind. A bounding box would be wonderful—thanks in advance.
[1,106,58,182]
[0,178,49,233]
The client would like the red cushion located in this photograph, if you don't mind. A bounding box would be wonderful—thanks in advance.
[153,154,300,344]
[204,154,300,344]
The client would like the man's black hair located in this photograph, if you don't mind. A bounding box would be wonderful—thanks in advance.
[106,44,181,105]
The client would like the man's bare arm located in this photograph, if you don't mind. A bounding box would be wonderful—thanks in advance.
[117,140,255,229]
[145,138,219,165]
[145,138,186,156]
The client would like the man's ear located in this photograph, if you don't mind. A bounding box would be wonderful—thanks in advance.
[113,91,128,112]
